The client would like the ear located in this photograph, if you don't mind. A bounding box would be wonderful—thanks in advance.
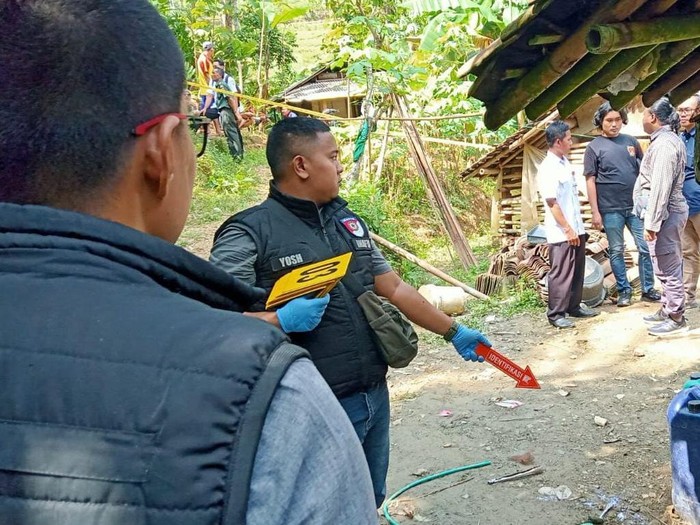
[291,154,310,181]
[141,115,182,200]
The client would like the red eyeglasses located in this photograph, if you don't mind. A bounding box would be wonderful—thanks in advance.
[131,112,210,157]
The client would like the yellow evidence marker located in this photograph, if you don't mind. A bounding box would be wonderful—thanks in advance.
[265,252,353,309]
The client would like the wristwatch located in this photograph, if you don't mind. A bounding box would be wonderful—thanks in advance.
[443,321,459,342]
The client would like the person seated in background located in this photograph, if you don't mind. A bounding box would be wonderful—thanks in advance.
[0,1,379,523]
[281,106,298,118]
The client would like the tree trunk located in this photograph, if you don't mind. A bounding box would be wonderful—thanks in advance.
[256,14,266,99]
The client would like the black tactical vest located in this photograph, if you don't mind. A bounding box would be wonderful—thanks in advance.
[216,186,388,397]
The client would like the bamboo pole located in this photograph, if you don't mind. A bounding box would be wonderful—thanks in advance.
[392,94,477,268]
[669,70,700,105]
[386,132,493,149]
[525,52,617,120]
[609,39,700,109]
[558,46,657,116]
[586,15,700,54]
[374,109,392,182]
[643,52,700,106]
[556,0,679,116]
[370,233,488,300]
[482,0,648,130]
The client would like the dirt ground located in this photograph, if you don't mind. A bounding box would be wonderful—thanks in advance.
[383,300,700,525]
[181,221,699,525]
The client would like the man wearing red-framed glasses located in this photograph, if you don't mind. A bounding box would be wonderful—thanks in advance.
[0,0,377,524]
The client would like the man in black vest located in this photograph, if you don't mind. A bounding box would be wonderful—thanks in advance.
[0,1,377,523]
[211,117,492,507]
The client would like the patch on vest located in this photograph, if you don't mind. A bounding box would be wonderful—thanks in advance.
[627,145,636,157]
[271,253,305,271]
[340,217,365,237]
[353,239,372,250]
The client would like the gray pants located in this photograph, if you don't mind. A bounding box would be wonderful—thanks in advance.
[649,210,688,318]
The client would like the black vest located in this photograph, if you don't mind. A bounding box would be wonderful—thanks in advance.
[216,185,387,397]
[0,203,306,525]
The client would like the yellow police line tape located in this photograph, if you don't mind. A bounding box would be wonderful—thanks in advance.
[187,82,485,123]
[187,82,359,121]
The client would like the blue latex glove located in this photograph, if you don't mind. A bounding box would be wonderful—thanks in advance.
[451,325,491,362]
[276,295,330,333]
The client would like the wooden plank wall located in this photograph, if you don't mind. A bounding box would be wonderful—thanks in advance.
[496,139,592,238]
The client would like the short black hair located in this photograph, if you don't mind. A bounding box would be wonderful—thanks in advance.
[648,97,681,133]
[266,118,331,180]
[545,120,570,148]
[0,0,185,207]
[593,101,629,128]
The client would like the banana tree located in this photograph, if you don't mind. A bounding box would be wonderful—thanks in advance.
[246,0,309,99]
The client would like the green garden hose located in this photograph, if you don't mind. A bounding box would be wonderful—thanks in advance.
[381,460,492,524]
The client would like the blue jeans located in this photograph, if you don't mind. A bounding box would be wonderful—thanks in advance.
[338,381,390,508]
[602,210,654,294]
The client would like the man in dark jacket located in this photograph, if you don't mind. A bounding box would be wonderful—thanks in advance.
[0,1,377,524]
[210,117,492,507]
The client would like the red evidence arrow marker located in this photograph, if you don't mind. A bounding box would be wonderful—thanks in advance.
[474,342,541,389]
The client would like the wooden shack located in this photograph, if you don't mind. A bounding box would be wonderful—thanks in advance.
[274,66,365,118]
[461,100,649,239]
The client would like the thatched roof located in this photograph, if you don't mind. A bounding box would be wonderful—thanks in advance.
[459,0,700,130]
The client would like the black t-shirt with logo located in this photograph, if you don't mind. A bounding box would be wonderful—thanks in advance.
[583,134,643,213]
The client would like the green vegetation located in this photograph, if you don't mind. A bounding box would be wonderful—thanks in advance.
[157,0,544,321]
[188,136,268,225]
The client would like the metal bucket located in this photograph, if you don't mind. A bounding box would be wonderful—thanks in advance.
[581,256,605,308]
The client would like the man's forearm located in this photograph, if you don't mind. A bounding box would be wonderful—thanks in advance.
[375,272,452,335]
[585,177,600,215]
[546,199,573,232]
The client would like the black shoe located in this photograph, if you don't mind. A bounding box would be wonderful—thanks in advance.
[617,290,632,307]
[549,317,575,329]
[568,304,600,318]
[643,308,668,324]
[642,289,662,302]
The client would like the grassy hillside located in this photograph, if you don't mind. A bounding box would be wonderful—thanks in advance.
[287,19,333,76]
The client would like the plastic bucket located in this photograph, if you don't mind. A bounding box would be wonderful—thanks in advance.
[668,386,700,524]
[417,285,467,315]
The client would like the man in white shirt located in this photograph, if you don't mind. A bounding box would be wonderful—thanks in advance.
[537,120,600,329]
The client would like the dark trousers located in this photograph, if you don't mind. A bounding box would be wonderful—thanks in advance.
[547,235,586,321]
[219,107,244,159]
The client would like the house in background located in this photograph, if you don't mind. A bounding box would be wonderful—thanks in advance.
[457,0,700,238]
[274,66,365,118]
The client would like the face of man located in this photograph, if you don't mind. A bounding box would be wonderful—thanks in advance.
[678,96,699,132]
[556,130,573,156]
[299,131,343,205]
[212,70,222,81]
[642,108,657,135]
[601,110,623,138]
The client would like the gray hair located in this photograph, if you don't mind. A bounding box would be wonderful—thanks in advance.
[648,97,681,133]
